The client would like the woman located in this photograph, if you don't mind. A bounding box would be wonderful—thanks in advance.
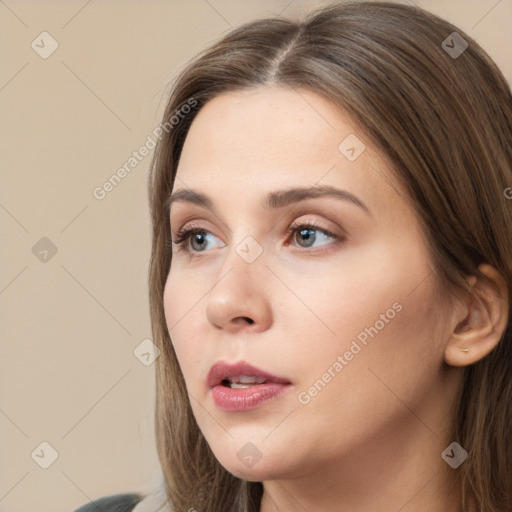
[75,1,512,511]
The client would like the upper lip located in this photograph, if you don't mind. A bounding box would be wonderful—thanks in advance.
[207,360,291,388]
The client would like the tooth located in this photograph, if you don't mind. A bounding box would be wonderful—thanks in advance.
[230,376,267,384]
[230,383,254,389]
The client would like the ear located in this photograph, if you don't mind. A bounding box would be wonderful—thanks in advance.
[445,263,509,367]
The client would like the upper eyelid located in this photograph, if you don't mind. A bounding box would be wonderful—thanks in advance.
[169,201,349,230]
[172,218,338,237]
[170,209,344,232]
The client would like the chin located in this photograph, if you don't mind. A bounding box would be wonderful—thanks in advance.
[220,460,277,482]
[212,445,298,482]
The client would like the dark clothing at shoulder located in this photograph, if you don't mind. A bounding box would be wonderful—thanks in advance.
[74,493,142,512]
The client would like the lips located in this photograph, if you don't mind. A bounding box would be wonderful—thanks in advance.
[207,360,291,388]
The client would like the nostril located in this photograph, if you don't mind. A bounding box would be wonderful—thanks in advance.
[231,316,255,326]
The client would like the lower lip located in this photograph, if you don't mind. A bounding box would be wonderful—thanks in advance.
[211,382,291,412]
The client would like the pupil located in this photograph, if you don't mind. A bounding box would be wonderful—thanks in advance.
[192,233,206,250]
[299,228,315,247]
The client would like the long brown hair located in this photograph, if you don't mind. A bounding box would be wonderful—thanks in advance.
[147,2,512,511]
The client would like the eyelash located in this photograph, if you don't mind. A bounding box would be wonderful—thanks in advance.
[171,220,344,254]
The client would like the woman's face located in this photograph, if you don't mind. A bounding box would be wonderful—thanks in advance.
[163,86,462,485]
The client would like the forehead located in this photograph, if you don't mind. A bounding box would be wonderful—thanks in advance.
[180,88,351,179]
[174,86,409,218]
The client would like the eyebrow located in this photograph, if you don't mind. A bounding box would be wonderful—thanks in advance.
[166,185,370,215]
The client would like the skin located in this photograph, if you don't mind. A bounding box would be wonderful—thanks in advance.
[163,86,508,512]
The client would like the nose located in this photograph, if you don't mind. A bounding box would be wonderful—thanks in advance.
[205,245,272,333]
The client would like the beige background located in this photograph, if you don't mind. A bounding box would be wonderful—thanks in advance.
[0,1,510,511]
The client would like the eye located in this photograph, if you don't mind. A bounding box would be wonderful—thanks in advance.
[171,224,223,253]
[285,220,343,250]
[171,220,343,254]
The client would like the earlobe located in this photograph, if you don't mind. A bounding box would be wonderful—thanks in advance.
[444,264,509,367]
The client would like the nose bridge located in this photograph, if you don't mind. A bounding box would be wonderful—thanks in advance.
[218,209,267,273]
[217,231,266,291]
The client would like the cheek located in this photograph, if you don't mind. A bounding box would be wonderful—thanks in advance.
[294,228,443,365]
[290,271,446,449]
[162,268,205,375]
[280,228,437,343]
[350,223,435,316]
[299,234,447,409]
